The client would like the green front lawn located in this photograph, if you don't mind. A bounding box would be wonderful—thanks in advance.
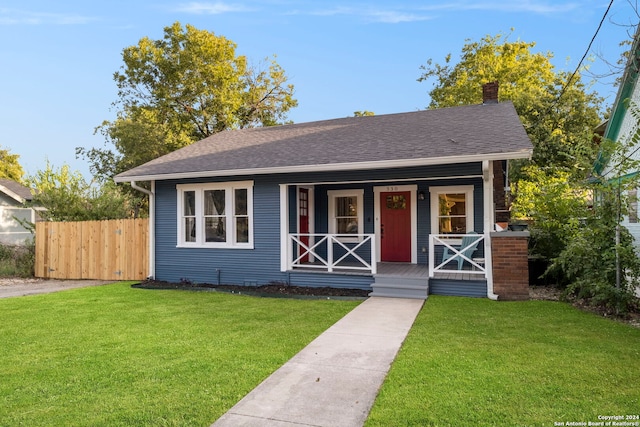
[3,284,639,427]
[0,283,361,426]
[366,296,640,427]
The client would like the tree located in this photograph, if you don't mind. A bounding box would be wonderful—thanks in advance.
[418,32,603,177]
[513,105,640,313]
[553,177,640,314]
[78,22,298,181]
[353,111,375,117]
[0,145,24,182]
[552,132,640,314]
[25,162,137,221]
[511,166,589,263]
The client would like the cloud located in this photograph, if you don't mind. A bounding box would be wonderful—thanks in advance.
[174,2,255,14]
[414,1,580,14]
[0,8,95,25]
[299,6,432,24]
[366,10,432,24]
[289,1,580,23]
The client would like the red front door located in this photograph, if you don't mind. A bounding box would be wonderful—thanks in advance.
[299,188,310,263]
[380,191,411,262]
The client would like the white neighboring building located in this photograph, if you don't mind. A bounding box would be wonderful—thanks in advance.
[595,26,640,247]
[0,178,38,246]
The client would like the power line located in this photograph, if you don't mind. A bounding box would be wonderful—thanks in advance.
[528,0,614,135]
[556,0,615,103]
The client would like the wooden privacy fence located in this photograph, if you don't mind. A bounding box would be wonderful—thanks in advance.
[35,218,149,280]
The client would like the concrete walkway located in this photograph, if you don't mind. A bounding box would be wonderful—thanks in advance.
[212,296,425,427]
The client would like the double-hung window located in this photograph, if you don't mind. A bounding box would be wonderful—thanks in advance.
[177,181,253,248]
[429,185,475,237]
[328,189,363,241]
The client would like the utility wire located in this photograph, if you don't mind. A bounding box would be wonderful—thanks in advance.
[531,0,614,159]
[556,0,615,104]
[526,0,633,183]
[529,0,614,134]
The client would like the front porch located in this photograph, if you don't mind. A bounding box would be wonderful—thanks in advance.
[286,232,489,277]
[285,233,489,299]
[278,161,499,299]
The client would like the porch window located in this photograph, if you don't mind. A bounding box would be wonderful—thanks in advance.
[328,189,363,240]
[177,181,253,248]
[429,185,475,235]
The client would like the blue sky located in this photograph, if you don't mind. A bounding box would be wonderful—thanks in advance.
[0,1,638,179]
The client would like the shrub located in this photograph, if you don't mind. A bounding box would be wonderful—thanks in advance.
[553,188,640,315]
[0,242,35,278]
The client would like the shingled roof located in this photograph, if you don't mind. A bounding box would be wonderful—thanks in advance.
[114,101,532,182]
[0,178,33,203]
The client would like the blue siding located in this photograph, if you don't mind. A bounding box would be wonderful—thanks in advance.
[288,271,373,290]
[429,279,487,297]
[155,177,287,285]
[153,163,487,287]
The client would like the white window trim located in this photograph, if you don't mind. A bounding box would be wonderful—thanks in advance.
[176,181,254,249]
[429,185,475,241]
[328,189,364,242]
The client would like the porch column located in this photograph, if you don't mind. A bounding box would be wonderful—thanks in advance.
[490,231,530,300]
[279,184,289,272]
[482,160,497,299]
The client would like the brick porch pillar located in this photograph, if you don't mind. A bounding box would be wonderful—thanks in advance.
[490,231,529,300]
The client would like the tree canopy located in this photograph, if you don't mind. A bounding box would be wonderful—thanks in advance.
[418,32,603,176]
[0,145,24,182]
[25,162,137,221]
[422,31,640,312]
[78,22,298,181]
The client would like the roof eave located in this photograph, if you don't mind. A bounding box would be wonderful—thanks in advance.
[114,149,532,183]
[0,184,27,204]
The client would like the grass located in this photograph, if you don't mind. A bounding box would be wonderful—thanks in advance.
[0,282,361,426]
[365,296,640,427]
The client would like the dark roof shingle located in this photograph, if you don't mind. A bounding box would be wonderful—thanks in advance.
[0,178,33,202]
[115,101,532,181]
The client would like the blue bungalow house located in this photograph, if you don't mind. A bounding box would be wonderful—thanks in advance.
[115,83,533,299]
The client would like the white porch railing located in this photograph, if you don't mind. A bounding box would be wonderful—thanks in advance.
[288,233,377,274]
[429,233,487,277]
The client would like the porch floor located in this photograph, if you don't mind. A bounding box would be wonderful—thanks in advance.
[376,262,486,281]
[376,262,429,278]
[431,271,487,281]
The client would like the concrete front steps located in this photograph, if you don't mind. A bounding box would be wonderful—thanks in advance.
[369,275,428,299]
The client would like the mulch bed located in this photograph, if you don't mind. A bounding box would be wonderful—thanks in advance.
[529,284,640,329]
[133,280,370,298]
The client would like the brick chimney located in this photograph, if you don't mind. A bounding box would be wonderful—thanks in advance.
[482,81,499,104]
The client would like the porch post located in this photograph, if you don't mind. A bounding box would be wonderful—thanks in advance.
[482,160,497,299]
[280,184,289,272]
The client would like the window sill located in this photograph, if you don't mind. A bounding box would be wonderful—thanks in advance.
[334,236,363,244]
[177,243,254,250]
